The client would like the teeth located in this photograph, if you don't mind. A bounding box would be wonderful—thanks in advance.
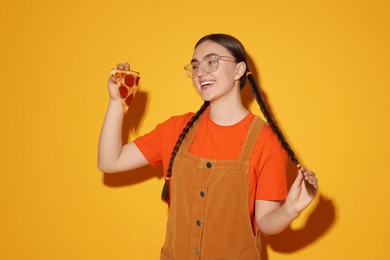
[201,81,214,86]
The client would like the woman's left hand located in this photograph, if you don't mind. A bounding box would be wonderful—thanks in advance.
[285,165,318,217]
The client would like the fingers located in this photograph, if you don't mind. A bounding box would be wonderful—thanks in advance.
[304,171,318,189]
[297,164,306,173]
[297,164,319,190]
[290,169,304,189]
[108,76,116,84]
[117,63,131,71]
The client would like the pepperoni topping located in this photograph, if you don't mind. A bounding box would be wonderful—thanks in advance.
[125,94,134,106]
[135,77,140,86]
[118,85,129,98]
[125,75,135,87]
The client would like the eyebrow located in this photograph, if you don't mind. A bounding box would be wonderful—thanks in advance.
[190,53,220,63]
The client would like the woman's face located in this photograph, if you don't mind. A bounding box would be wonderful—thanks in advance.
[191,40,245,103]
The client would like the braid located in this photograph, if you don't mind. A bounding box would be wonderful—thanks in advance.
[247,73,300,165]
[161,101,210,203]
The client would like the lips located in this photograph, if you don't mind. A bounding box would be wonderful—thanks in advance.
[200,80,215,89]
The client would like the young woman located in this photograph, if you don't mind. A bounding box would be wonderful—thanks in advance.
[98,34,318,259]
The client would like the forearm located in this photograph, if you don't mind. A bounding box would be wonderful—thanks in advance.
[257,202,299,236]
[98,98,124,172]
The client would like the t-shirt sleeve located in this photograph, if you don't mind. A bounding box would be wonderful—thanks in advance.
[255,125,288,200]
[133,124,164,168]
[133,113,194,169]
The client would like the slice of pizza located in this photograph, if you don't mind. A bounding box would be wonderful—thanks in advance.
[110,69,140,114]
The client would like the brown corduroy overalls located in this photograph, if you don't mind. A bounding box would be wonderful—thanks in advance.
[161,115,265,260]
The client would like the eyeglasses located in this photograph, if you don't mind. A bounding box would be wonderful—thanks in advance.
[184,55,236,78]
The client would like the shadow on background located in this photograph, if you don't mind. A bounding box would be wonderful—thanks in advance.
[260,160,337,259]
[245,55,338,259]
[103,89,164,186]
[122,90,147,142]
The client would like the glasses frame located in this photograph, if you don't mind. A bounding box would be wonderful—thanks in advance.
[184,55,236,78]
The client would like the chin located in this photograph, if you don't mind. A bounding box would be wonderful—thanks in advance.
[199,91,214,101]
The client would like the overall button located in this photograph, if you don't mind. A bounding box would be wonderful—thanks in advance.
[206,162,212,168]
[196,220,202,226]
[194,248,199,256]
[200,191,205,197]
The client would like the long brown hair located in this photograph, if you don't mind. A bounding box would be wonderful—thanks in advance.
[161,34,299,203]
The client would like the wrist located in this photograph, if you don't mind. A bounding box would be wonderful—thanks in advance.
[109,98,122,107]
[108,98,125,114]
[109,96,120,102]
[282,202,301,220]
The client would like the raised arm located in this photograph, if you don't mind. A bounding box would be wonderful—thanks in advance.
[97,63,149,173]
[255,166,318,236]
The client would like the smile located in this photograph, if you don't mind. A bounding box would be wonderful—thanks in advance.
[200,81,215,89]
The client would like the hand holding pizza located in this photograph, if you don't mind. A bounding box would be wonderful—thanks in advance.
[108,63,140,114]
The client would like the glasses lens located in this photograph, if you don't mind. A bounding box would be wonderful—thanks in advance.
[184,56,220,78]
[204,56,219,74]
[184,64,194,78]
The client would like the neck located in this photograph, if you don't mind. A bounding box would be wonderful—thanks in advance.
[209,93,248,126]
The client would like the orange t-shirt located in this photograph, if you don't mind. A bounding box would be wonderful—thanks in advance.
[134,109,288,225]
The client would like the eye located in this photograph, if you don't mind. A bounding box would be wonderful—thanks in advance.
[206,56,219,66]
[191,63,199,70]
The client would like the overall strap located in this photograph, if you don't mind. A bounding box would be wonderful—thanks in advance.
[239,116,265,161]
[180,113,204,152]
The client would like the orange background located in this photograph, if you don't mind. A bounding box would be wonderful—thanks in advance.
[1,0,389,259]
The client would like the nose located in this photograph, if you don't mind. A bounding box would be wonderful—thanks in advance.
[194,62,208,78]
